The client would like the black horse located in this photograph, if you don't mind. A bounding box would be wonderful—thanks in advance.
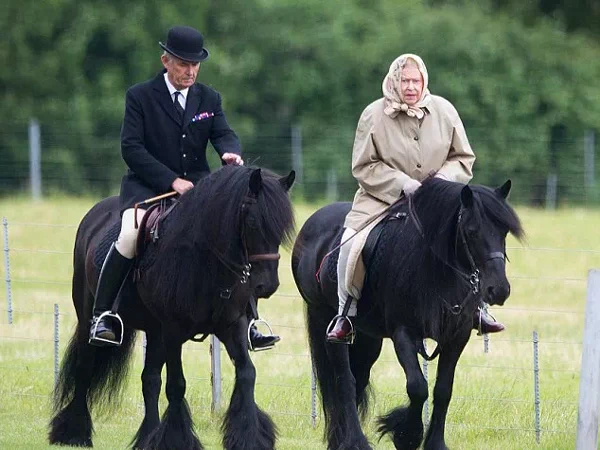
[292,178,523,450]
[49,165,295,450]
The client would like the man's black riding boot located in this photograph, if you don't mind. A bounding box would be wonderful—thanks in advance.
[249,324,280,350]
[89,243,133,346]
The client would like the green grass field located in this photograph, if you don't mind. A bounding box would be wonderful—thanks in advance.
[1,196,599,450]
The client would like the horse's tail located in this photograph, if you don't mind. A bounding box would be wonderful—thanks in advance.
[51,321,137,416]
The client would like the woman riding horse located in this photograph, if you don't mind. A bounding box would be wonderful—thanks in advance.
[327,53,504,344]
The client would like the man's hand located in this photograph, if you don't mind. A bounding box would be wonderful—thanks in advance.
[403,179,422,196]
[221,153,244,166]
[171,178,194,195]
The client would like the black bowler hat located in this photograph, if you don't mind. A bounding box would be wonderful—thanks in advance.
[159,26,209,63]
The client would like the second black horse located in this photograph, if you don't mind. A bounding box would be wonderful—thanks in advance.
[292,177,523,450]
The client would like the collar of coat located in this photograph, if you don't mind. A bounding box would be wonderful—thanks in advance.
[152,72,202,127]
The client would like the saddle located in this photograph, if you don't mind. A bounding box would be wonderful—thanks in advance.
[135,199,179,260]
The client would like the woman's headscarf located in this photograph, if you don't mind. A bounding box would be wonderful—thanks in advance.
[382,53,431,120]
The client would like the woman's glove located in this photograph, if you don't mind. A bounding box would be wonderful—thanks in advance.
[403,179,422,196]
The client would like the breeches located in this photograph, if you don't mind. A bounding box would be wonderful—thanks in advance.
[337,227,358,316]
[115,208,147,259]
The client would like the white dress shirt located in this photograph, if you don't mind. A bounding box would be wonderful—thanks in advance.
[163,72,188,110]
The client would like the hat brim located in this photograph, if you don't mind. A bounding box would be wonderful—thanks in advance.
[159,42,209,63]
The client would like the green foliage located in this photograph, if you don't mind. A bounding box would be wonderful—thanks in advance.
[2,0,599,204]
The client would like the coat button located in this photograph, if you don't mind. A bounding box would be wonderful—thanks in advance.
[414,136,419,141]
[183,172,187,176]
[417,163,422,168]
[182,134,186,138]
[183,154,187,158]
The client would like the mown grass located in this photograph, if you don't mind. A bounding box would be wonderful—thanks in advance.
[0,196,599,449]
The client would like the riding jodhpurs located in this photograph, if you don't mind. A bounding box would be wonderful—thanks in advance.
[337,227,359,316]
[115,208,147,259]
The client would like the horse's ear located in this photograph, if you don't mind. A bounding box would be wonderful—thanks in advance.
[279,170,296,192]
[249,169,262,196]
[495,179,512,199]
[460,185,474,208]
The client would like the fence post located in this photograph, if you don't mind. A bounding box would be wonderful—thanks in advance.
[54,304,59,387]
[3,218,12,324]
[210,335,222,412]
[576,269,600,450]
[291,124,303,197]
[483,333,489,354]
[533,330,541,444]
[311,360,317,428]
[29,118,42,200]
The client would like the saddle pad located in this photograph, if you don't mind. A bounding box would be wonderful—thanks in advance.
[94,221,121,270]
[345,215,386,299]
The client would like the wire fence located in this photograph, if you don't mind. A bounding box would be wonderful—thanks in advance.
[1,216,598,447]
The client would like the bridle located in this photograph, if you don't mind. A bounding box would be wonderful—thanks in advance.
[408,196,507,361]
[207,192,280,287]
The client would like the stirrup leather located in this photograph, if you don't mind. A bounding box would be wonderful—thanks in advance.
[89,311,124,346]
[326,314,355,345]
[247,318,276,352]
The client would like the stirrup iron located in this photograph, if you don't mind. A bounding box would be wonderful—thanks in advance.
[247,318,276,352]
[89,311,124,347]
[326,314,356,345]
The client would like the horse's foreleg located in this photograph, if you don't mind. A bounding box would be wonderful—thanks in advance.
[142,335,202,450]
[130,331,165,449]
[423,327,470,450]
[378,326,428,450]
[219,317,277,450]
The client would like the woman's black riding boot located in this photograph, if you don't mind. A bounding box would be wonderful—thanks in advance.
[89,243,133,346]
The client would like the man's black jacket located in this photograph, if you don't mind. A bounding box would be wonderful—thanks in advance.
[119,71,240,209]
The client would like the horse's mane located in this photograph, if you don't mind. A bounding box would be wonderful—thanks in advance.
[145,165,295,318]
[377,177,523,339]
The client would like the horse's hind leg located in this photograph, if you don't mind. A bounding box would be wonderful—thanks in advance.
[349,331,383,421]
[49,325,95,447]
[305,306,371,450]
[131,331,165,449]
[142,335,202,450]
[377,326,428,450]
[219,317,277,450]
[423,328,470,450]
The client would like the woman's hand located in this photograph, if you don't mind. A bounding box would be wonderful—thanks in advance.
[403,179,422,196]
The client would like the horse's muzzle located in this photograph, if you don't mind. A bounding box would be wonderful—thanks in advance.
[485,283,510,305]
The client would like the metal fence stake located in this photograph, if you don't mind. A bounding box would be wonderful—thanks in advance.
[311,360,317,428]
[533,330,541,444]
[210,335,222,412]
[3,218,13,324]
[54,304,59,387]
[423,339,429,428]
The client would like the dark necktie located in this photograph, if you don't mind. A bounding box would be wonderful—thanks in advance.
[173,91,185,121]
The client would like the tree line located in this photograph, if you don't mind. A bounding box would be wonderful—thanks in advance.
[2,0,599,204]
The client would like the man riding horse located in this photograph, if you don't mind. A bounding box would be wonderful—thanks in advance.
[90,25,278,350]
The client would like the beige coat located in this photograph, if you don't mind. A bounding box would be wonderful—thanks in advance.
[344,95,475,230]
